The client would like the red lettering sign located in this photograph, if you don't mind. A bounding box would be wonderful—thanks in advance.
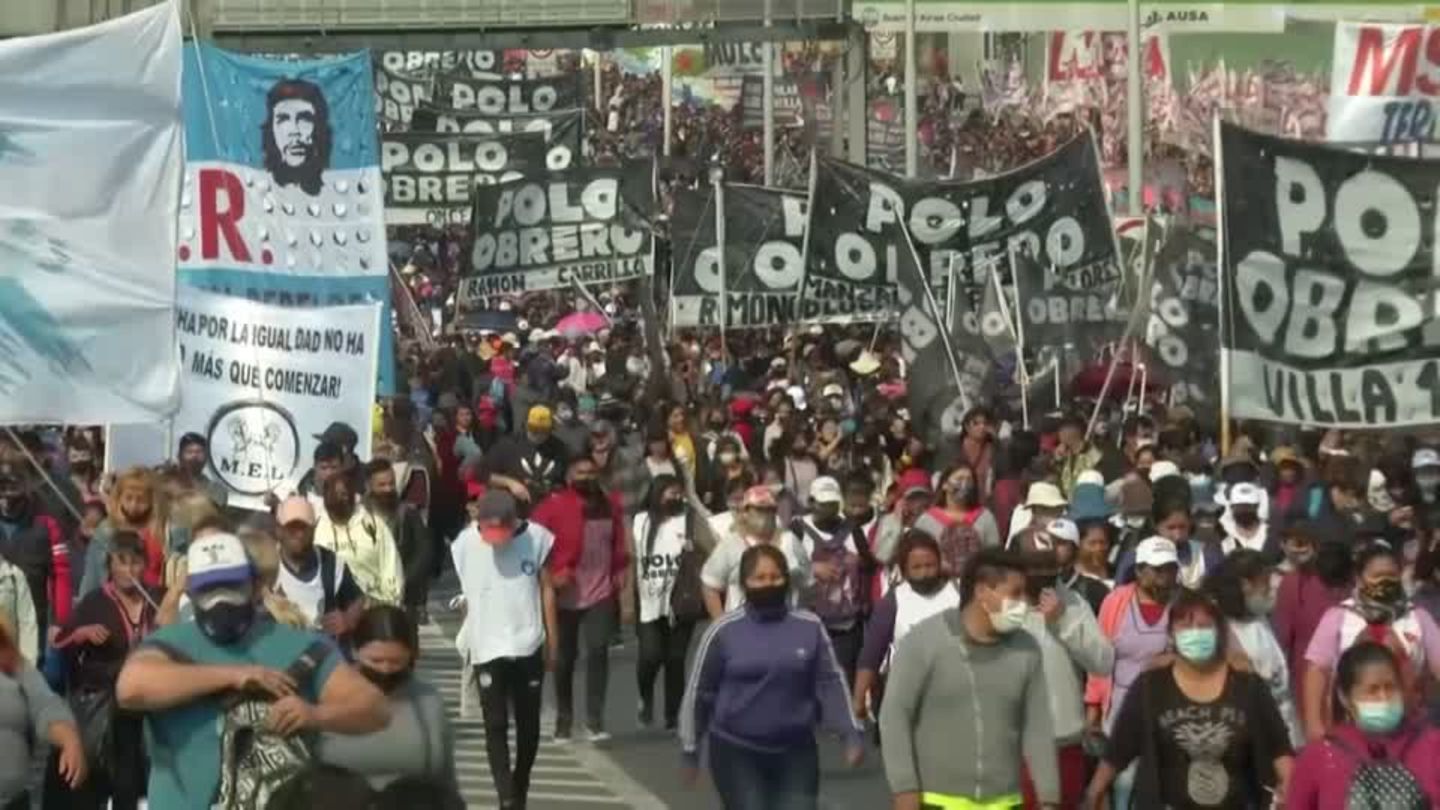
[1348,25,1421,96]
[199,168,251,263]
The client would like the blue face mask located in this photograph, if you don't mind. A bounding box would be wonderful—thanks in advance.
[1354,698,1405,734]
[1174,627,1218,663]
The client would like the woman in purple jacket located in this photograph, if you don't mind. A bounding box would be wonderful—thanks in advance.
[679,544,865,810]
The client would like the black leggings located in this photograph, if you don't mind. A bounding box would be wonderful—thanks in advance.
[475,651,546,808]
[636,618,695,726]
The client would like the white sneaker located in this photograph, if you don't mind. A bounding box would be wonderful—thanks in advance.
[587,728,612,743]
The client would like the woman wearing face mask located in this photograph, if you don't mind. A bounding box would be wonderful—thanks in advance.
[852,531,959,726]
[1286,641,1440,809]
[319,605,456,791]
[1115,503,1222,589]
[680,544,864,809]
[631,476,698,730]
[52,532,158,810]
[1203,550,1304,746]
[1085,588,1294,809]
[79,467,167,598]
[1273,525,1352,702]
[1086,537,1181,810]
[914,464,1000,578]
[1301,543,1440,743]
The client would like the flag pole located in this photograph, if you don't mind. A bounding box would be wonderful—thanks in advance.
[712,166,729,360]
[1214,113,1233,455]
[1006,244,1031,429]
[792,148,819,327]
[899,220,970,412]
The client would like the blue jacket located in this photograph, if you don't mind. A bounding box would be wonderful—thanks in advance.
[679,605,863,764]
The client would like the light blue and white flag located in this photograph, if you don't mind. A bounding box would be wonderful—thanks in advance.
[177,44,395,392]
[0,3,184,423]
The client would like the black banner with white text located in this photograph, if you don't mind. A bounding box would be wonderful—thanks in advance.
[381,131,563,226]
[434,73,583,117]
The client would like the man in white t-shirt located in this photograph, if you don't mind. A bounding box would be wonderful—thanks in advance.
[274,496,365,637]
[700,485,811,618]
[452,491,558,810]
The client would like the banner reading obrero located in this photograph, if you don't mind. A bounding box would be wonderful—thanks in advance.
[176,44,395,393]
[0,4,183,424]
[173,287,380,511]
[1219,123,1440,428]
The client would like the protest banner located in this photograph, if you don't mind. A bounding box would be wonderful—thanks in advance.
[177,45,395,393]
[172,287,380,510]
[1144,221,1220,423]
[1329,22,1440,147]
[381,130,558,226]
[374,63,435,131]
[435,73,583,116]
[807,131,1119,326]
[377,49,503,78]
[670,185,807,329]
[461,166,654,300]
[414,103,583,149]
[0,4,183,423]
[1219,122,1440,427]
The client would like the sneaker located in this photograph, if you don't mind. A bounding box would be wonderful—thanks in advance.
[664,716,678,732]
[587,728,612,743]
[638,700,655,729]
[552,728,572,744]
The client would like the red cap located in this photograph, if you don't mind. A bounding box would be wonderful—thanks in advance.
[898,468,933,498]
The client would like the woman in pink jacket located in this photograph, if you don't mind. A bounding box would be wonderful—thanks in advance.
[1287,640,1440,809]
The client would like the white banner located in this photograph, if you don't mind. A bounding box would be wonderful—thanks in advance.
[173,288,380,510]
[1329,21,1440,146]
[0,4,183,424]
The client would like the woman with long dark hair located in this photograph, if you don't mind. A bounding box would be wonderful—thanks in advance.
[1287,641,1440,807]
[631,474,698,730]
[1085,588,1294,809]
[680,544,863,810]
[913,463,1000,578]
[318,605,455,790]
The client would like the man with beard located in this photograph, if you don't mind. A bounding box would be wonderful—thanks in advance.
[176,432,228,508]
[274,496,365,637]
[315,473,404,607]
[261,79,332,197]
[364,460,432,623]
[117,532,389,809]
[531,458,631,742]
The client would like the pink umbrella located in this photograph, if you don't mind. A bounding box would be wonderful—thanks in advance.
[554,311,608,338]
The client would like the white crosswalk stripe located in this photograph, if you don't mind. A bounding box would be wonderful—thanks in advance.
[416,623,630,809]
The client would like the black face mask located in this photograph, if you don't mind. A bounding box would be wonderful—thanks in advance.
[1232,512,1260,530]
[196,601,256,646]
[908,576,946,596]
[847,508,876,526]
[708,421,726,432]
[744,585,788,614]
[662,499,685,517]
[1025,573,1057,602]
[0,496,24,520]
[813,512,844,531]
[575,479,603,498]
[359,665,411,694]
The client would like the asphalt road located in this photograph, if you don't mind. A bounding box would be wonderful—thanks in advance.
[426,574,894,810]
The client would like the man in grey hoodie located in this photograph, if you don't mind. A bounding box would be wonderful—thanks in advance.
[879,547,1060,810]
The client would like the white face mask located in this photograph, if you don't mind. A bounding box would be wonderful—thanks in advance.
[987,597,1029,634]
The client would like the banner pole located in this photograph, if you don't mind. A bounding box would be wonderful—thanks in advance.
[793,149,819,327]
[662,47,674,158]
[1214,113,1232,455]
[4,427,84,524]
[1007,245,1031,429]
[763,0,776,185]
[713,168,729,360]
[899,220,970,412]
[904,0,917,178]
[1126,0,1144,215]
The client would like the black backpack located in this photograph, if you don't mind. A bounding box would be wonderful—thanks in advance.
[644,510,706,624]
[1326,733,1431,810]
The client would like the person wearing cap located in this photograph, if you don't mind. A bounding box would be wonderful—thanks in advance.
[291,441,348,514]
[700,485,811,620]
[530,457,631,742]
[1013,543,1113,809]
[792,476,875,687]
[175,432,228,509]
[481,404,570,507]
[1068,481,1116,614]
[1267,446,1317,530]
[274,496,365,637]
[1086,536,1182,807]
[1220,481,1280,560]
[880,547,1060,810]
[1412,447,1440,529]
[1005,481,1068,552]
[117,532,390,810]
[314,472,404,609]
[452,490,558,810]
[587,420,650,520]
[52,530,162,810]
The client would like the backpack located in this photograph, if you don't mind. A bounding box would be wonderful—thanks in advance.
[644,511,706,624]
[797,520,862,628]
[156,639,332,810]
[1325,733,1431,810]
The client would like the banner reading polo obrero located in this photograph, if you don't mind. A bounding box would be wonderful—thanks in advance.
[177,45,395,392]
[461,166,654,299]
[1219,122,1440,428]
[173,287,380,510]
[0,4,183,423]
[1329,21,1440,149]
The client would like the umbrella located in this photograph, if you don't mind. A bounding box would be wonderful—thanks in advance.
[455,310,519,334]
[555,311,608,338]
[1069,362,1168,401]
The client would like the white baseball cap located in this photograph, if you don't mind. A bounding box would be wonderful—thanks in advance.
[1228,482,1264,507]
[809,476,843,505]
[1045,518,1080,545]
[1025,482,1068,509]
[821,383,845,399]
[1134,536,1179,568]
[186,533,253,598]
[1414,448,1440,470]
[1148,460,1181,482]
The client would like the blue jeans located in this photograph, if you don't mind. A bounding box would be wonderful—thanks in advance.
[708,734,818,810]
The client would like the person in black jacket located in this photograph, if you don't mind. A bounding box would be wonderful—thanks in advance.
[0,463,58,646]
